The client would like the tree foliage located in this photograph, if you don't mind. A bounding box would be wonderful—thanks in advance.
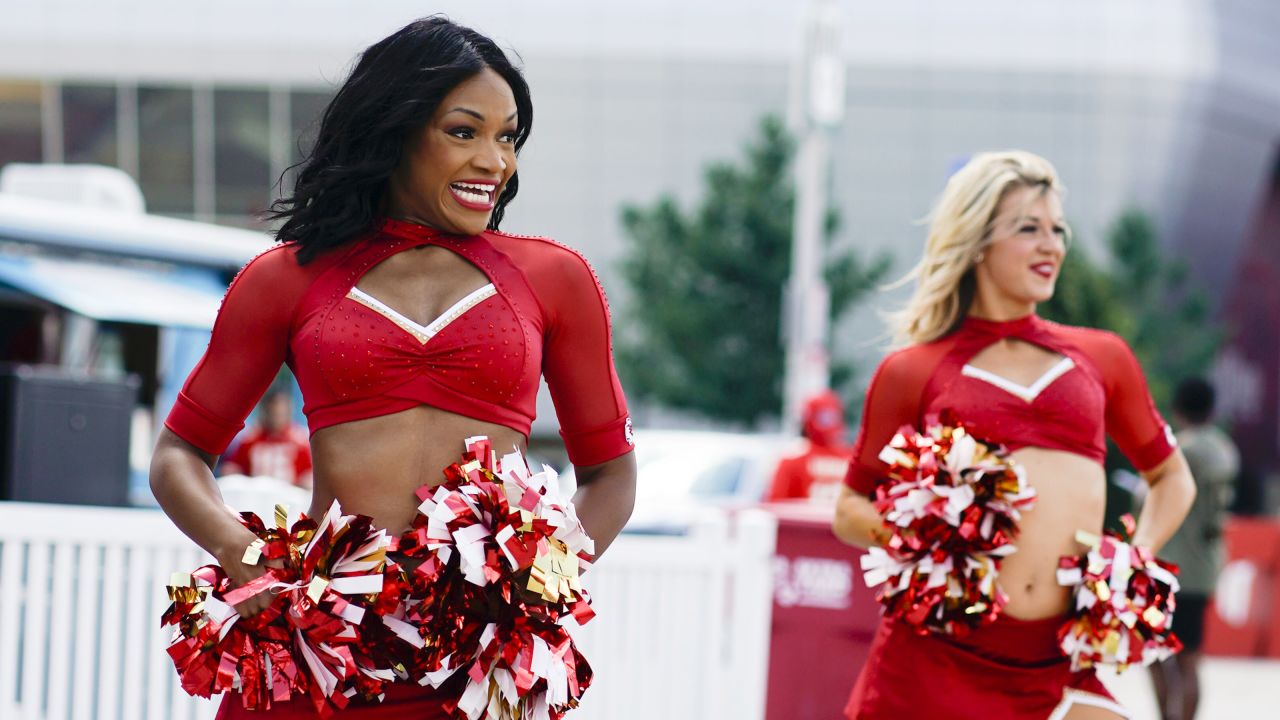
[617,116,890,426]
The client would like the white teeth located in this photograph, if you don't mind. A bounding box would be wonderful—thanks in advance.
[453,187,489,204]
[453,182,494,193]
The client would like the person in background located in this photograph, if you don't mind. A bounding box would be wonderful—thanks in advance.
[218,389,313,488]
[832,151,1195,719]
[1149,377,1238,720]
[766,390,852,504]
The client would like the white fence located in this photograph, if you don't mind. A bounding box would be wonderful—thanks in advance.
[0,503,210,720]
[0,501,775,720]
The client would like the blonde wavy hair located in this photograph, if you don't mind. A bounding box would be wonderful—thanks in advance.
[887,150,1066,347]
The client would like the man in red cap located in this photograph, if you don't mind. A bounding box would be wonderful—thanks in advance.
[766,390,852,504]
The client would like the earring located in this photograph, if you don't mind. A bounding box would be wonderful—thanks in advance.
[974,251,985,264]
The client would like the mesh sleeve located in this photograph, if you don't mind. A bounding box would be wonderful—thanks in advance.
[1081,330,1177,472]
[844,347,931,495]
[163,247,301,455]
[537,245,633,466]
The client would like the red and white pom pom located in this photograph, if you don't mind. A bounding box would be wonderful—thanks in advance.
[399,436,596,720]
[1056,513,1182,671]
[860,411,1037,636]
[163,501,393,716]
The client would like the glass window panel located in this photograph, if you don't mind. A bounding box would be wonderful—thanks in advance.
[62,83,117,165]
[0,81,43,167]
[279,89,332,197]
[214,89,270,217]
[138,86,194,214]
[289,90,331,166]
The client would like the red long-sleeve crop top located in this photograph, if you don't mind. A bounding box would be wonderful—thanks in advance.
[844,314,1177,495]
[165,218,633,467]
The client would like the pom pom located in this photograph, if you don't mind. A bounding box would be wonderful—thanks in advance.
[398,436,596,720]
[162,501,393,715]
[1056,513,1183,671]
[162,436,600,719]
[859,410,1037,636]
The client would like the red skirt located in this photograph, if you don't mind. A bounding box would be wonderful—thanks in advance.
[215,683,453,719]
[845,614,1126,720]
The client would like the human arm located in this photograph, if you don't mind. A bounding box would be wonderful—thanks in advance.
[150,429,276,616]
[1133,449,1196,552]
[833,484,892,548]
[572,451,637,556]
[151,246,300,614]
[832,348,927,548]
[1095,331,1194,552]
[537,244,637,557]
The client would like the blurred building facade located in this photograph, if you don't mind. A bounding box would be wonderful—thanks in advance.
[1,0,1279,493]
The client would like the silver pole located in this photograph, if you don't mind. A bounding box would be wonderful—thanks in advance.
[782,0,844,433]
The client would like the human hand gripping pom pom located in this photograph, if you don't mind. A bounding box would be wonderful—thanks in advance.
[162,502,393,716]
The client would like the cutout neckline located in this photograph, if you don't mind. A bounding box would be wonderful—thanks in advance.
[961,356,1076,403]
[347,229,498,345]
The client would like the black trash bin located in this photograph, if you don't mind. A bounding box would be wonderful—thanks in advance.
[0,364,139,506]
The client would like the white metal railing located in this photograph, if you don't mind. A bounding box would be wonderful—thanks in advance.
[0,501,775,720]
[570,510,775,720]
[0,502,213,720]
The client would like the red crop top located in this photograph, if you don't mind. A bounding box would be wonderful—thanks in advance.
[844,314,1177,495]
[165,218,633,466]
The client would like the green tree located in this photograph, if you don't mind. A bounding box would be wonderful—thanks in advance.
[617,116,890,427]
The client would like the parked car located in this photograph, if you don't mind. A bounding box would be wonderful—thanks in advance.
[560,429,798,534]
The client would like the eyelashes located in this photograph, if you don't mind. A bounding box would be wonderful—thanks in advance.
[1018,224,1067,237]
[446,126,518,144]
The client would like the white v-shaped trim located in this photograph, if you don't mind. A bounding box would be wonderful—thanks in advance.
[347,283,497,345]
[961,356,1076,403]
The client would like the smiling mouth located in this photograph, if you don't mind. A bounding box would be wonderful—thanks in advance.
[1031,264,1055,278]
[449,181,497,209]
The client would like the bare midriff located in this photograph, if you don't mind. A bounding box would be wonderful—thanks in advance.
[309,405,527,534]
[303,241,530,533]
[998,446,1107,620]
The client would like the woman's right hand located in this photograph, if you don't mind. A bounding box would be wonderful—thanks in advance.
[832,485,890,549]
[216,533,284,618]
[151,430,293,618]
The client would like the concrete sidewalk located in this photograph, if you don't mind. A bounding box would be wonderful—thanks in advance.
[1100,657,1280,719]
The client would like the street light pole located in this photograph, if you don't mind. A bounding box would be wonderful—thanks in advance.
[782,0,844,434]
